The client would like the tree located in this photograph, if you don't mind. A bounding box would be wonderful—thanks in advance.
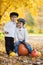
[26,12,35,33]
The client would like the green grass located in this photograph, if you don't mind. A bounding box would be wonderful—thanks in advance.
[0,32,4,40]
[0,32,43,40]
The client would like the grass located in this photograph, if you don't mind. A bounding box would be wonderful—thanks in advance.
[0,32,43,40]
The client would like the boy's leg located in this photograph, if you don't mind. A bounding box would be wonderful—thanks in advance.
[20,40,32,53]
[14,41,20,53]
[24,43,33,53]
[5,37,10,55]
[10,37,14,51]
[5,37,14,55]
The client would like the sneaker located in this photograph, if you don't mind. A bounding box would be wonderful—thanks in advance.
[16,53,18,56]
[30,50,38,57]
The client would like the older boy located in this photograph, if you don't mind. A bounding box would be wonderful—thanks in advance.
[4,12,19,55]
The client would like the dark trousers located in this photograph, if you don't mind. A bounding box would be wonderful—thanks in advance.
[5,37,14,55]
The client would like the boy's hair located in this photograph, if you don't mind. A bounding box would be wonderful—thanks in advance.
[10,12,19,17]
[17,18,25,25]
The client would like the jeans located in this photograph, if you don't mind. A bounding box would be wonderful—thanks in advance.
[14,40,32,54]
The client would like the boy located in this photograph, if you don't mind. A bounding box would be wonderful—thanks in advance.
[4,12,19,55]
[14,18,35,56]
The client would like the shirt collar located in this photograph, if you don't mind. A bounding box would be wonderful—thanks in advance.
[10,20,16,24]
[17,27,23,31]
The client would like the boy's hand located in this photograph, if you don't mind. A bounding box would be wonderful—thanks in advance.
[14,39,18,43]
[25,40,30,44]
[5,31,9,34]
[25,41,29,44]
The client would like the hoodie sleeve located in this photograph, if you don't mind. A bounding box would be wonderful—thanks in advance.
[14,29,18,42]
[4,22,9,32]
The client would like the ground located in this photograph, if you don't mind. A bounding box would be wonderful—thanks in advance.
[0,35,43,65]
[0,51,43,65]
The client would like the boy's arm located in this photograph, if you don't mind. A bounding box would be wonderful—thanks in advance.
[14,32,18,43]
[4,23,9,34]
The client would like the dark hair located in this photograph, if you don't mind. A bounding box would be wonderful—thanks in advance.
[17,18,25,25]
[10,12,19,17]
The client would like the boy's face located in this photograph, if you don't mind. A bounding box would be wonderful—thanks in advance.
[10,15,17,22]
[17,22,23,28]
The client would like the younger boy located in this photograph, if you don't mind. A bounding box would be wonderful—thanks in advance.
[14,18,35,56]
[4,12,19,55]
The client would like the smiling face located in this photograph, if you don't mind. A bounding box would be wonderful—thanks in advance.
[17,22,23,28]
[10,15,17,22]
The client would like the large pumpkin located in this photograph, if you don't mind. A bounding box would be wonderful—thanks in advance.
[18,43,29,56]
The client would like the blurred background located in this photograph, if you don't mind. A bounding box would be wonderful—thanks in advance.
[0,0,43,34]
[0,0,43,52]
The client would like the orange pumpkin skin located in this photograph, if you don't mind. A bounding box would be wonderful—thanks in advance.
[18,44,28,56]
